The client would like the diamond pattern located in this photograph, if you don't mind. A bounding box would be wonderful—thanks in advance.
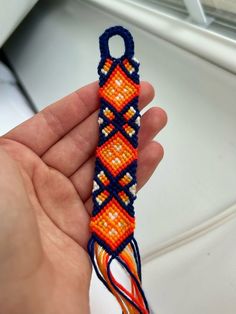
[99,65,139,111]
[91,48,140,255]
[97,132,137,176]
[90,198,135,250]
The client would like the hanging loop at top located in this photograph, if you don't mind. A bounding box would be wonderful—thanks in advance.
[99,26,134,60]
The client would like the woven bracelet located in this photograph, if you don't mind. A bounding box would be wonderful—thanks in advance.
[88,26,149,314]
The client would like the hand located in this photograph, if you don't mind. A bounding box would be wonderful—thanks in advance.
[0,81,167,314]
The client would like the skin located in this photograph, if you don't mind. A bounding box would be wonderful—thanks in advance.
[0,81,167,314]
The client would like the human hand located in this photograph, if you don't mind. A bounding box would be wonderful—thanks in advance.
[0,81,167,314]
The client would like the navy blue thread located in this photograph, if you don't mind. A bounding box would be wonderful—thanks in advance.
[99,26,134,61]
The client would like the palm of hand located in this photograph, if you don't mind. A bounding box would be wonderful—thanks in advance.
[0,82,166,314]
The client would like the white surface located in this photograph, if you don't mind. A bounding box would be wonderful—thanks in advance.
[90,270,121,314]
[136,35,236,255]
[0,62,33,135]
[142,203,236,263]
[87,0,236,73]
[183,0,208,26]
[0,0,38,47]
[143,214,236,314]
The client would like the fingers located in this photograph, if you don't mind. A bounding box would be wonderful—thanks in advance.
[4,81,154,156]
[70,107,167,200]
[41,82,155,177]
[4,82,99,155]
[139,107,167,147]
[84,141,164,215]
[136,141,164,190]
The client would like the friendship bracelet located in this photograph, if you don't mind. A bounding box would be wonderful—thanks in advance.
[88,26,149,314]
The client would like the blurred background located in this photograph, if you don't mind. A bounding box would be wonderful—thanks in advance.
[0,0,236,313]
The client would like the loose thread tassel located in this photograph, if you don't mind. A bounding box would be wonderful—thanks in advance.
[88,238,149,314]
[88,26,149,313]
